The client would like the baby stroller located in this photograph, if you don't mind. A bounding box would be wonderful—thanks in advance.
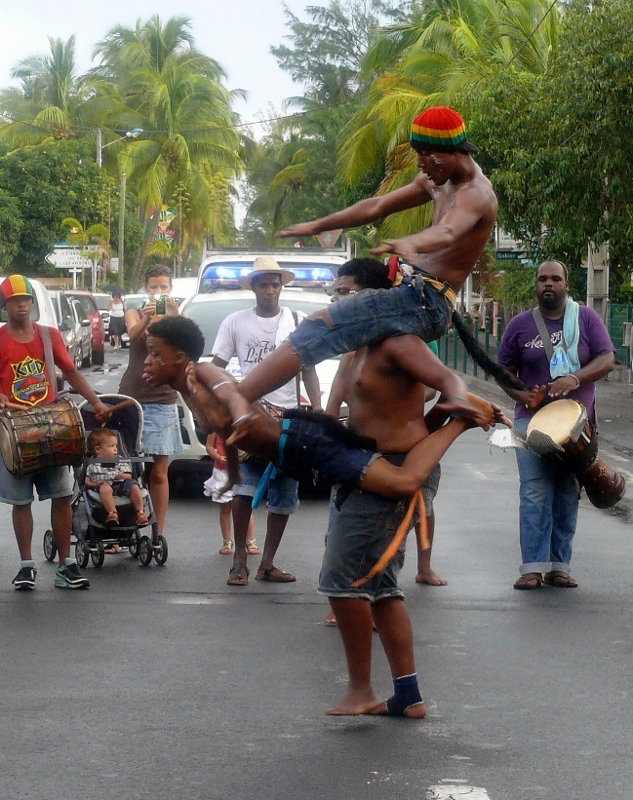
[43,394,167,568]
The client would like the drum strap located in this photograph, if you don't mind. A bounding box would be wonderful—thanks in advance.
[532,308,563,362]
[38,324,58,401]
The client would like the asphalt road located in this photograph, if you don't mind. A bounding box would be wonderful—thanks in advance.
[1,344,632,800]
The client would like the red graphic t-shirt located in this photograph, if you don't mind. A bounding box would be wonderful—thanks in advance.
[0,324,75,407]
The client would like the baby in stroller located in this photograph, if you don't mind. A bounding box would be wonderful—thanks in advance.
[85,428,149,527]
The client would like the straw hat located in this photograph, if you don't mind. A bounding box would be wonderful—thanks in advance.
[238,256,295,289]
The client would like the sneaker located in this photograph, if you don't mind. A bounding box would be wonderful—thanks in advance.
[55,562,90,590]
[12,565,37,591]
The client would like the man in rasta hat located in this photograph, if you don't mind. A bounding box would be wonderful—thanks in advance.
[0,276,111,591]
[218,106,500,433]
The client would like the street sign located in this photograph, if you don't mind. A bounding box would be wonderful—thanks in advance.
[110,257,119,274]
[317,229,343,248]
[45,246,92,270]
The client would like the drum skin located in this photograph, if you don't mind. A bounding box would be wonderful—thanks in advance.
[0,397,86,478]
[526,398,625,510]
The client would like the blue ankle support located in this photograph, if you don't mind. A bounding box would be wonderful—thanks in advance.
[386,673,423,717]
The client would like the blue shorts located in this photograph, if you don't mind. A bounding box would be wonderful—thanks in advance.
[236,459,298,515]
[319,455,415,602]
[141,403,183,456]
[287,275,453,367]
[0,456,73,506]
[279,415,380,489]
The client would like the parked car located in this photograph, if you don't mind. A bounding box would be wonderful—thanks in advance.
[63,291,106,365]
[116,293,147,347]
[168,289,340,480]
[170,277,197,302]
[68,297,94,368]
[93,293,111,336]
[48,289,79,364]
[0,278,65,390]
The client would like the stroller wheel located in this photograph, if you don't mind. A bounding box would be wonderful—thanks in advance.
[129,530,140,558]
[91,540,105,568]
[43,529,57,562]
[138,535,153,566]
[76,539,90,568]
[154,535,168,566]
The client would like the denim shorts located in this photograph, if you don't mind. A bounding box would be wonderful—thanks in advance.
[0,456,73,506]
[421,463,441,516]
[141,403,183,456]
[236,459,298,515]
[319,455,417,602]
[279,415,380,489]
[287,275,453,367]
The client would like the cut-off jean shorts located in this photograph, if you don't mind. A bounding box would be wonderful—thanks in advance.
[287,274,453,367]
[0,457,72,506]
[141,402,183,456]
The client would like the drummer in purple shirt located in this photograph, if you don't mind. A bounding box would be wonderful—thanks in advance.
[497,260,615,590]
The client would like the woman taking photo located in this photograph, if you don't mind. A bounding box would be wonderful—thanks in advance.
[108,290,126,349]
[119,266,183,538]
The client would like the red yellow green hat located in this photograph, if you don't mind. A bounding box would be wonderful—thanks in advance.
[410,106,478,153]
[0,275,35,306]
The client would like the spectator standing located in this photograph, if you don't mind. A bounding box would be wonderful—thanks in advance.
[212,256,322,586]
[107,291,126,349]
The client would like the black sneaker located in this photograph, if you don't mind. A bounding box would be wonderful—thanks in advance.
[12,566,37,591]
[55,562,90,590]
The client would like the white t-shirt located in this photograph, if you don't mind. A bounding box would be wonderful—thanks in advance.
[212,307,305,408]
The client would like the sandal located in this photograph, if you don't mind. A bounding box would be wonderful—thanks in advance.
[543,571,578,588]
[255,565,296,583]
[513,572,542,590]
[219,540,234,555]
[136,511,149,525]
[105,511,119,526]
[227,562,250,586]
[246,539,260,555]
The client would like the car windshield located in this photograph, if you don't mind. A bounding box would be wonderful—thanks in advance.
[93,295,111,310]
[124,295,147,310]
[184,297,328,356]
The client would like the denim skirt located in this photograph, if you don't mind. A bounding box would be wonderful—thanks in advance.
[141,403,183,456]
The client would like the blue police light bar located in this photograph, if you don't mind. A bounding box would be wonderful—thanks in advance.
[200,262,336,292]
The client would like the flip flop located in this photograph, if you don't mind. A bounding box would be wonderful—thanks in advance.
[513,572,543,590]
[227,562,250,586]
[543,571,578,588]
[255,566,296,583]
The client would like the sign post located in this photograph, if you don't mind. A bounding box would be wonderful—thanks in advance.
[46,247,92,290]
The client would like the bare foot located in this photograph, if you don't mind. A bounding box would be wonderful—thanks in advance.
[415,569,447,586]
[368,700,427,718]
[324,610,337,626]
[326,688,382,716]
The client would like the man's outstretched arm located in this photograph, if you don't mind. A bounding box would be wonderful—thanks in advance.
[278,180,431,239]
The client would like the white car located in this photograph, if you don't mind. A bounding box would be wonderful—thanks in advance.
[169,289,341,479]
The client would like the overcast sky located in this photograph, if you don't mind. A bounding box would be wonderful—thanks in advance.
[1,0,308,123]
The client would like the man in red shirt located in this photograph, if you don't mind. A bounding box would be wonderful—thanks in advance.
[0,276,111,590]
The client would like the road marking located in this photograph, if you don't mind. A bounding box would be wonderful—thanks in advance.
[428,786,491,799]
[166,594,228,605]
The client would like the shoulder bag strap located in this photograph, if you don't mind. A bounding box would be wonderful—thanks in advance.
[291,310,301,407]
[532,308,555,361]
[38,324,58,401]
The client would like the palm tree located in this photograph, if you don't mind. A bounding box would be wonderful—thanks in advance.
[338,0,560,239]
[85,15,243,287]
[0,36,87,147]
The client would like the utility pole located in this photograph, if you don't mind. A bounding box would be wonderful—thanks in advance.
[118,172,126,281]
[96,128,102,168]
[585,242,610,323]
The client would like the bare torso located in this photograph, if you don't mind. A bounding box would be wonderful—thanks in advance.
[343,344,429,454]
[410,165,497,290]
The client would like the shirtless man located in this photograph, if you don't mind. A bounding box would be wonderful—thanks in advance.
[142,316,510,718]
[225,106,498,429]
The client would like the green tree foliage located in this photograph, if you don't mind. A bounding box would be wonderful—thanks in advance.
[472,0,633,292]
[0,139,110,271]
[0,36,88,146]
[85,15,243,287]
[0,189,23,266]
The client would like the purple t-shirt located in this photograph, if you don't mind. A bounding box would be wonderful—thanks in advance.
[497,305,614,423]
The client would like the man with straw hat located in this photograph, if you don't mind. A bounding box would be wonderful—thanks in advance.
[221,107,503,434]
[0,275,111,591]
[211,256,322,586]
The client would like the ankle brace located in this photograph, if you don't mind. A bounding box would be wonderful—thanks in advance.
[386,673,424,716]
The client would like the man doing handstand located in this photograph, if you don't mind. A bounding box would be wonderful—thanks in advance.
[224,106,498,430]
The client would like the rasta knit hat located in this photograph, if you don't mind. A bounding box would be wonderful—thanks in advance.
[0,275,35,307]
[410,106,478,154]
